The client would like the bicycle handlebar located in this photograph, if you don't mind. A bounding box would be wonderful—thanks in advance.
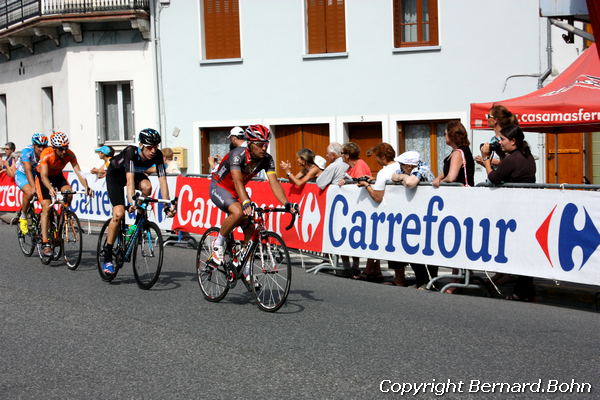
[51,189,90,206]
[253,206,298,231]
[132,190,178,206]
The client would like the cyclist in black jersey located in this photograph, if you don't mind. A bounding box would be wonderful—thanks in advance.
[101,128,176,274]
[209,124,298,266]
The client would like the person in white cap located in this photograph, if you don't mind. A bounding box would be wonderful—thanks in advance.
[208,126,247,172]
[391,150,434,188]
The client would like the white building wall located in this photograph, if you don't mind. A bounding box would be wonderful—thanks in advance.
[0,41,157,172]
[158,0,585,182]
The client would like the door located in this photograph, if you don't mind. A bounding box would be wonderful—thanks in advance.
[348,122,382,174]
[546,132,586,184]
[200,127,231,174]
[274,124,329,178]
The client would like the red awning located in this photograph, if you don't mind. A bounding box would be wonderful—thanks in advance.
[470,44,600,133]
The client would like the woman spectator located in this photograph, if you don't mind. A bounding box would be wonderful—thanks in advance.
[1,141,16,177]
[91,145,115,179]
[338,142,371,277]
[280,148,322,188]
[433,121,474,187]
[482,124,536,301]
[475,104,518,169]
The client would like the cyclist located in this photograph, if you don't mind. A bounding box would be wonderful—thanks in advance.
[101,128,176,274]
[36,132,93,256]
[209,124,298,267]
[16,133,48,234]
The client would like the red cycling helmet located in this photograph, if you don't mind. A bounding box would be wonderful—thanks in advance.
[244,124,271,142]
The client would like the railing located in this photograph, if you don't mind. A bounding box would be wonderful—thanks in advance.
[0,0,149,31]
[0,0,40,30]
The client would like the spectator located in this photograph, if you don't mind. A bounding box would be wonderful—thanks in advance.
[338,142,372,277]
[386,151,437,288]
[316,142,348,190]
[280,148,322,188]
[1,141,16,177]
[228,126,247,150]
[353,143,398,282]
[432,121,474,187]
[91,145,114,179]
[475,105,518,169]
[162,147,182,175]
[482,124,536,301]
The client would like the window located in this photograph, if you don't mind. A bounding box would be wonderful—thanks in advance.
[398,120,453,176]
[97,82,134,143]
[0,95,6,144]
[393,0,438,47]
[41,87,54,133]
[202,0,241,60]
[306,0,346,54]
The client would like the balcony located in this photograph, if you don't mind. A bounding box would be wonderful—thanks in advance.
[0,0,151,58]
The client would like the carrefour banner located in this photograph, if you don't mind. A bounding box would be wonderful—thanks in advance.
[172,176,327,252]
[323,185,600,286]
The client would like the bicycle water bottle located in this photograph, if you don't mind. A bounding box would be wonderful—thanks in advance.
[125,224,137,244]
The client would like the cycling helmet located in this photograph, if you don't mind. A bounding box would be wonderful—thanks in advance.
[32,133,48,146]
[138,128,161,146]
[50,131,69,148]
[244,124,271,142]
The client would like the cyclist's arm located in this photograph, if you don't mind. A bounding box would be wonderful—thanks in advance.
[126,172,136,205]
[71,162,91,193]
[39,163,54,194]
[23,161,35,187]
[266,171,288,205]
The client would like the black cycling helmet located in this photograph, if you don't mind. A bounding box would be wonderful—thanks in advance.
[138,128,161,146]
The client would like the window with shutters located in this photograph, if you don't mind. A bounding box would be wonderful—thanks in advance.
[202,0,241,60]
[397,120,455,176]
[97,82,134,143]
[393,0,438,48]
[306,0,346,54]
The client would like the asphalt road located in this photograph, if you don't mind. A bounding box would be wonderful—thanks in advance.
[0,223,598,400]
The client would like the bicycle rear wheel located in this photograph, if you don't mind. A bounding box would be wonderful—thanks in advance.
[132,221,163,290]
[96,218,123,282]
[62,212,83,270]
[196,227,229,302]
[40,208,60,265]
[250,232,292,312]
[17,209,36,256]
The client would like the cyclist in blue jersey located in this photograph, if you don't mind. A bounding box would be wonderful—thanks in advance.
[16,133,48,234]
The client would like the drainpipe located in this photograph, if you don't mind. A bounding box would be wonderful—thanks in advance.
[150,0,166,144]
[538,18,552,89]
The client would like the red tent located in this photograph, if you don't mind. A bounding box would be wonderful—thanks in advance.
[470,43,600,133]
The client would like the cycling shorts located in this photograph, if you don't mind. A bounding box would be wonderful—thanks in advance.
[15,170,31,190]
[209,181,238,213]
[106,168,150,207]
[35,174,69,201]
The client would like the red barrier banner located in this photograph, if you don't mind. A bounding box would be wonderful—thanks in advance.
[0,173,22,211]
[172,176,327,252]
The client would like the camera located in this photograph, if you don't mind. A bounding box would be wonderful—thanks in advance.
[352,176,372,183]
[480,137,502,154]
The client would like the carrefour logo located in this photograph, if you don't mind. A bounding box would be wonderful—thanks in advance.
[295,192,321,242]
[536,203,600,271]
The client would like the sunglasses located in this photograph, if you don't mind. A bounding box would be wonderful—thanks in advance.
[252,141,269,149]
[142,144,159,151]
[486,113,495,119]
[3,147,10,151]
[54,146,68,151]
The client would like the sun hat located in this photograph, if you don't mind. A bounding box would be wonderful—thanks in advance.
[395,151,420,165]
[314,155,326,170]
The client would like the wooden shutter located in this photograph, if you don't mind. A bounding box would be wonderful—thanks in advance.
[348,123,383,174]
[274,124,329,178]
[307,0,345,54]
[204,0,240,59]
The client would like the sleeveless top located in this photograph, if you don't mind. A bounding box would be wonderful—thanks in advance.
[442,145,475,186]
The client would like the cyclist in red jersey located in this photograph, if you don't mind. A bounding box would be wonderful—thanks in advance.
[36,132,92,256]
[209,124,298,265]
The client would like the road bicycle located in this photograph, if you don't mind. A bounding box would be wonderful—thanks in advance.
[96,191,176,290]
[16,193,40,257]
[196,206,297,312]
[39,189,89,268]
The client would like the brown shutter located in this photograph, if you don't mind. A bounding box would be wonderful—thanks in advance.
[307,0,327,54]
[393,0,402,48]
[325,0,346,53]
[428,0,439,45]
[204,0,240,60]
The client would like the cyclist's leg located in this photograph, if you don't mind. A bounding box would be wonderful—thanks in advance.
[16,172,34,234]
[103,170,128,272]
[209,183,242,264]
[137,174,152,196]
[35,176,52,245]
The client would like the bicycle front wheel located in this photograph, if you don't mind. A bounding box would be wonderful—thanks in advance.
[250,232,292,312]
[17,209,36,257]
[196,227,229,302]
[63,212,83,270]
[132,221,163,290]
